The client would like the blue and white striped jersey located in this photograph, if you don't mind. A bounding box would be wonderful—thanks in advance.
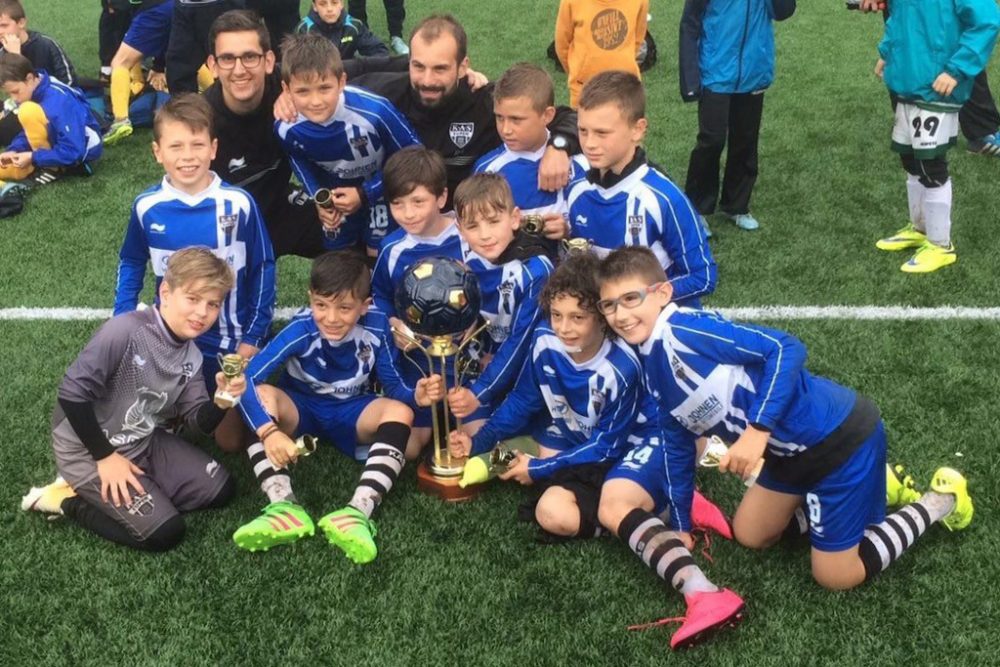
[472,324,654,481]
[565,155,717,307]
[276,86,420,248]
[114,173,276,353]
[473,140,584,217]
[239,309,413,431]
[463,250,552,404]
[638,303,856,531]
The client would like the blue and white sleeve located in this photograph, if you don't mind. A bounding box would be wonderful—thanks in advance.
[660,415,698,532]
[372,323,417,407]
[470,260,552,404]
[470,359,545,455]
[239,322,310,431]
[240,198,277,348]
[113,203,149,315]
[659,190,717,303]
[364,104,421,204]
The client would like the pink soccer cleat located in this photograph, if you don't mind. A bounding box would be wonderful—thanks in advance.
[691,490,733,540]
[670,588,745,650]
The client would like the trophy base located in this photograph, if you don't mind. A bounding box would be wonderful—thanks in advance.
[416,461,481,502]
[214,392,240,409]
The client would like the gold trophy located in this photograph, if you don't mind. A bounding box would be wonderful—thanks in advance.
[392,257,487,501]
[521,214,545,236]
[699,435,762,487]
[295,434,318,458]
[313,188,340,241]
[215,353,247,409]
[561,237,592,254]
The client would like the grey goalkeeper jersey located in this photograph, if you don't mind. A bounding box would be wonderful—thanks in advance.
[52,308,208,487]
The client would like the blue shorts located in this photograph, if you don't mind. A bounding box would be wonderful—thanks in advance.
[756,421,888,552]
[281,385,379,461]
[123,2,173,58]
[605,441,670,515]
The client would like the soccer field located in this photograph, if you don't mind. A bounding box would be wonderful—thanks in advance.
[3,1,999,665]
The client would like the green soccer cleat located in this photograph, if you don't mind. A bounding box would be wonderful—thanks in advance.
[318,506,378,564]
[886,463,923,507]
[876,224,926,251]
[930,467,974,531]
[232,501,315,552]
[900,241,957,274]
[103,119,133,146]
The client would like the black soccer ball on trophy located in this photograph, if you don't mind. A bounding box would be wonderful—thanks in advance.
[394,257,482,336]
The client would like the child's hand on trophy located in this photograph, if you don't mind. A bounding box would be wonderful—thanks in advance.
[498,451,534,485]
[447,387,480,418]
[415,374,445,406]
[263,430,299,468]
[388,317,417,351]
[215,371,247,402]
[448,431,472,458]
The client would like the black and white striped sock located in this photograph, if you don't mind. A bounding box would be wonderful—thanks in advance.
[349,421,409,518]
[246,442,294,504]
[618,508,717,596]
[858,492,954,579]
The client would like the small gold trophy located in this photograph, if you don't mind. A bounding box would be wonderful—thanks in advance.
[698,435,762,487]
[295,434,318,458]
[561,237,592,254]
[214,353,247,409]
[392,257,487,501]
[521,214,545,236]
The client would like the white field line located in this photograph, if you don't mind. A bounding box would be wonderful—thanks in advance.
[3,306,1000,321]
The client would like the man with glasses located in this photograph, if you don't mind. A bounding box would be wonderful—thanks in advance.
[204,9,326,258]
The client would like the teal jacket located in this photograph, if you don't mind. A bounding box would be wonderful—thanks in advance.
[879,0,1000,107]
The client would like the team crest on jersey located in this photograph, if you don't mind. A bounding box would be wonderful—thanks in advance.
[350,135,370,151]
[590,388,606,416]
[180,361,194,384]
[357,342,373,366]
[218,213,239,232]
[627,215,644,236]
[449,122,474,148]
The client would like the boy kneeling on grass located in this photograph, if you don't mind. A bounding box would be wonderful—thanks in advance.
[595,246,975,643]
[22,248,241,552]
[231,250,444,563]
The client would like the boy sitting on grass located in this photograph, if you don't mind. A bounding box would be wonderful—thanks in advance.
[232,251,443,563]
[446,172,553,426]
[0,53,101,197]
[21,248,242,552]
[595,246,976,641]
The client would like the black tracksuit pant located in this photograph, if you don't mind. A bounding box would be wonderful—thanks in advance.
[166,0,245,94]
[348,0,406,38]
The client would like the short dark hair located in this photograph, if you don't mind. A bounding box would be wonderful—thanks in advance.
[493,62,554,112]
[597,247,666,287]
[411,14,467,63]
[210,9,270,55]
[383,146,448,201]
[541,252,604,319]
[0,0,25,21]
[280,32,344,83]
[578,70,646,124]
[153,93,215,141]
[0,52,33,85]
[310,250,371,299]
[453,173,515,224]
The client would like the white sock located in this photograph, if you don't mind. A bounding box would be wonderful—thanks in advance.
[923,179,953,247]
[905,174,926,232]
[247,442,295,503]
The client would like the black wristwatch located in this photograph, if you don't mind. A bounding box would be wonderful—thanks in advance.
[548,134,570,151]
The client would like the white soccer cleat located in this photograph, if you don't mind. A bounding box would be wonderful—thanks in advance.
[21,476,76,515]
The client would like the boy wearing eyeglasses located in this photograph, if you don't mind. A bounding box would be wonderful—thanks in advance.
[276,32,420,256]
[567,70,716,307]
[597,246,975,601]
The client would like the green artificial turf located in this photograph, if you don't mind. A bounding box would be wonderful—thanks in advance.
[2,2,999,665]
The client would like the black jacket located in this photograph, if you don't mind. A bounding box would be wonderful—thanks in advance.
[296,10,390,59]
[0,31,77,87]
[349,72,579,209]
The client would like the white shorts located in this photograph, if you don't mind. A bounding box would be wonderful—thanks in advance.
[891,102,959,158]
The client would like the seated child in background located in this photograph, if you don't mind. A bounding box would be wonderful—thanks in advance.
[296,0,390,60]
[474,62,584,249]
[373,146,491,444]
[567,70,716,307]
[21,248,242,552]
[0,0,80,146]
[0,53,102,195]
[596,246,974,633]
[276,32,420,255]
[114,94,275,453]
[447,173,553,424]
[232,251,443,563]
[103,0,174,146]
[554,0,647,108]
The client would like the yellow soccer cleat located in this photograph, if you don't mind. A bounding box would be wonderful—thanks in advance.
[21,476,76,514]
[886,463,923,507]
[900,242,957,273]
[930,467,974,531]
[876,224,927,251]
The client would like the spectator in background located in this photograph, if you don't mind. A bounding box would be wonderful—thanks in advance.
[348,0,408,55]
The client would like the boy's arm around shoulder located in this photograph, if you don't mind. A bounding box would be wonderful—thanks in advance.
[679,0,710,102]
[945,0,1000,81]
